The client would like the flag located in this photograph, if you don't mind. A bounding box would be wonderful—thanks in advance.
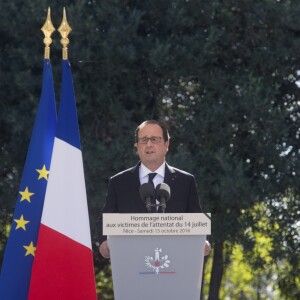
[0,59,56,299]
[28,60,97,299]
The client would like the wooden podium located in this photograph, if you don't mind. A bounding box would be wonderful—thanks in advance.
[103,213,211,300]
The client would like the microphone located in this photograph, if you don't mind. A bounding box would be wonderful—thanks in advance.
[139,183,155,213]
[155,183,170,213]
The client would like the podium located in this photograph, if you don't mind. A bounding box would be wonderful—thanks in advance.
[103,213,211,300]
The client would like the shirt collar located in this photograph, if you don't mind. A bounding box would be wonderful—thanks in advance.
[140,162,165,179]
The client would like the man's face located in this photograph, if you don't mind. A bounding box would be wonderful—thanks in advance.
[135,124,169,170]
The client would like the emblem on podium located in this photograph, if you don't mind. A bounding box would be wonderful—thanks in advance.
[144,248,171,274]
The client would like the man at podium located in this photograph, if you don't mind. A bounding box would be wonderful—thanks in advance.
[97,120,211,258]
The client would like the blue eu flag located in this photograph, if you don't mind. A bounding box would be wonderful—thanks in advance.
[0,59,57,299]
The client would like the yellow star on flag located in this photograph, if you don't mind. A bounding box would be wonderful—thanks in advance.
[23,241,36,256]
[14,214,30,230]
[36,164,50,180]
[19,187,34,203]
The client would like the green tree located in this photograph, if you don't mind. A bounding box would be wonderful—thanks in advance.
[219,201,299,299]
[1,1,299,299]
[150,1,299,298]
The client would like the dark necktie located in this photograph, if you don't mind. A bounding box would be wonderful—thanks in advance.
[148,173,157,212]
[148,173,157,186]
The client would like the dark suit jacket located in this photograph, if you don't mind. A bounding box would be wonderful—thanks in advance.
[97,162,202,243]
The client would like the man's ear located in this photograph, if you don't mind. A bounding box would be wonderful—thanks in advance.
[165,140,170,152]
[134,143,138,154]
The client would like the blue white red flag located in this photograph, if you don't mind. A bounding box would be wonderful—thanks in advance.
[28,60,97,300]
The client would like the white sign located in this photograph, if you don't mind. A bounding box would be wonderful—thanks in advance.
[103,213,211,236]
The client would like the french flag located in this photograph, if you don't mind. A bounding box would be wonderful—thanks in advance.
[28,60,97,299]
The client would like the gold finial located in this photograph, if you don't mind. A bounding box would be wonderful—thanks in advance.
[58,7,72,60]
[41,7,55,59]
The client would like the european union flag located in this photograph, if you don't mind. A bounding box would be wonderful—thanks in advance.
[0,59,56,299]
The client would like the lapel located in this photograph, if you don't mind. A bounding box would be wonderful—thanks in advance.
[164,162,177,191]
[130,162,142,192]
[130,162,148,212]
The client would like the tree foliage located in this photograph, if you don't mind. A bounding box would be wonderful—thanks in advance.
[0,1,299,299]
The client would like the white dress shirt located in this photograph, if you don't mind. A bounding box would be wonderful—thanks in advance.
[139,162,165,208]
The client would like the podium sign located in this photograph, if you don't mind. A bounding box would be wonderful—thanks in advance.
[103,213,211,300]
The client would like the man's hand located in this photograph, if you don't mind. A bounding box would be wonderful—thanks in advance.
[99,240,110,259]
[204,240,211,256]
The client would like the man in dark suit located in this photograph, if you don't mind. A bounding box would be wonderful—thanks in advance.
[97,120,211,258]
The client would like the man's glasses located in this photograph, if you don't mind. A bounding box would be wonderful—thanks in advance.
[137,136,163,144]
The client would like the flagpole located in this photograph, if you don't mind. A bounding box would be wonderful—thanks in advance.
[58,7,72,60]
[41,7,55,59]
[28,8,98,299]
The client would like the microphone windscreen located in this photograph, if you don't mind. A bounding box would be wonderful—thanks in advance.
[139,183,155,203]
[155,183,171,202]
